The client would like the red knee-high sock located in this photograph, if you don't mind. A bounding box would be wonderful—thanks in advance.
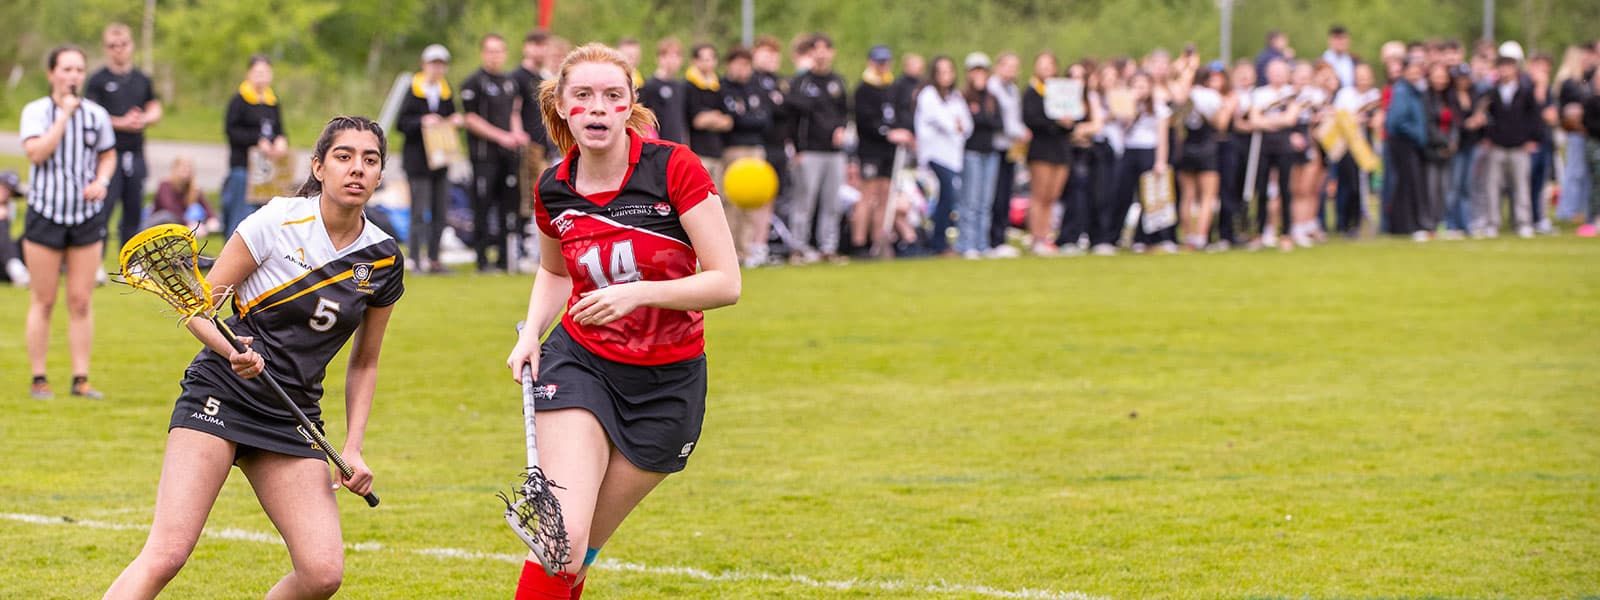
[515,561,577,600]
[569,577,585,600]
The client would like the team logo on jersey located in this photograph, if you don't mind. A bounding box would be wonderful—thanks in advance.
[461,88,476,101]
[826,80,842,98]
[552,214,575,235]
[678,441,696,458]
[105,81,120,93]
[652,201,672,216]
[352,263,374,289]
[658,85,674,100]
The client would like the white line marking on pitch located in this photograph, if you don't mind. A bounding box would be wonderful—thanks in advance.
[1,512,1103,599]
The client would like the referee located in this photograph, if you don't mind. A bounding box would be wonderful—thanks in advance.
[20,45,116,401]
[84,22,161,249]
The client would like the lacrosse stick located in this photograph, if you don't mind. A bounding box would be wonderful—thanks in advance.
[116,224,379,507]
[498,322,571,576]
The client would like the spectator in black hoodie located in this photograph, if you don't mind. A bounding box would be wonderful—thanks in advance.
[720,47,774,266]
[890,53,925,151]
[221,55,287,239]
[958,52,1004,259]
[395,44,461,274]
[1581,74,1600,234]
[685,43,733,181]
[641,38,689,144]
[853,45,912,256]
[787,33,850,263]
[751,36,790,261]
[510,30,557,162]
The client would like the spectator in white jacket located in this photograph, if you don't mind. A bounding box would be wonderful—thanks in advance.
[915,55,972,255]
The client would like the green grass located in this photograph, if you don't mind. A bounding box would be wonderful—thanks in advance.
[1,237,1597,599]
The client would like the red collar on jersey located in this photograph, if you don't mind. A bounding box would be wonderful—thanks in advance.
[555,129,645,182]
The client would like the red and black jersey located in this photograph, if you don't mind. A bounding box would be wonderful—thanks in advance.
[534,131,718,366]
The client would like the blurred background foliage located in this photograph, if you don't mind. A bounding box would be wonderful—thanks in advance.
[0,0,1592,142]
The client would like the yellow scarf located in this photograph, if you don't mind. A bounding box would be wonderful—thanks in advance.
[1029,77,1045,96]
[411,73,452,100]
[685,67,720,92]
[860,68,893,87]
[238,81,277,106]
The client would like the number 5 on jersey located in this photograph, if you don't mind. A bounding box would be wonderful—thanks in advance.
[309,297,341,332]
[576,241,640,289]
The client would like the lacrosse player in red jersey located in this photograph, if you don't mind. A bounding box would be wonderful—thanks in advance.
[105,116,402,600]
[505,43,740,599]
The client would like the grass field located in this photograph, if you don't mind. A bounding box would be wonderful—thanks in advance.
[1,236,1597,599]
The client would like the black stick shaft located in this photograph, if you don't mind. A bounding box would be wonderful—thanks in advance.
[213,316,380,508]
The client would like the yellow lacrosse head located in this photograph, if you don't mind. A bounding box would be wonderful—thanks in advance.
[117,224,217,322]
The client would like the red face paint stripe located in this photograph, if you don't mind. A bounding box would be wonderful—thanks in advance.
[614,105,628,113]
[569,106,586,117]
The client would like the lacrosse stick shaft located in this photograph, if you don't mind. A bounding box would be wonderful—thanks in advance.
[513,322,542,468]
[212,317,380,508]
[1242,131,1262,214]
[521,363,540,469]
[875,146,908,255]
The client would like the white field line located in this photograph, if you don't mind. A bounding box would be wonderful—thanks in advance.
[2,512,1104,599]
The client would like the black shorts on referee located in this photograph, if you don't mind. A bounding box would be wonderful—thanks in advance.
[536,324,708,474]
[24,207,109,250]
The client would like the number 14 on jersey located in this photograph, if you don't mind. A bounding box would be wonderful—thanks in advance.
[576,241,640,289]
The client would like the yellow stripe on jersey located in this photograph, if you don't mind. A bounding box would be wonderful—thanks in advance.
[237,267,320,316]
[250,256,397,316]
[281,215,317,226]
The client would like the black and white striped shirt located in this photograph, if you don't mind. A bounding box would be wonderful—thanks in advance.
[19,96,116,225]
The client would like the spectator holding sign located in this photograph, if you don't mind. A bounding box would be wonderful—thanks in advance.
[222,55,287,240]
[1021,52,1073,255]
[397,44,462,274]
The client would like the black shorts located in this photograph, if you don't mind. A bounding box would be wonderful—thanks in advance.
[537,325,707,474]
[23,207,109,250]
[169,368,328,462]
[1176,145,1219,173]
[858,153,895,180]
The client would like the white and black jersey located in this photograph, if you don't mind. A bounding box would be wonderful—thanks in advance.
[18,96,115,225]
[186,196,404,424]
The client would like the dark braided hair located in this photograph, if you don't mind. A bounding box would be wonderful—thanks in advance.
[296,115,387,197]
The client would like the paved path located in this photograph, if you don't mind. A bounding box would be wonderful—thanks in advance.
[1,131,311,194]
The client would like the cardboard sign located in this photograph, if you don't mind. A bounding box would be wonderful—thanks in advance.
[1107,89,1137,122]
[1044,78,1085,121]
[246,148,296,205]
[1139,168,1176,233]
[422,120,464,171]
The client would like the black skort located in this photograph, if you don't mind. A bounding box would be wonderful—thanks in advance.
[858,153,895,180]
[1176,143,1219,173]
[536,324,707,474]
[169,368,328,462]
[24,206,109,250]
